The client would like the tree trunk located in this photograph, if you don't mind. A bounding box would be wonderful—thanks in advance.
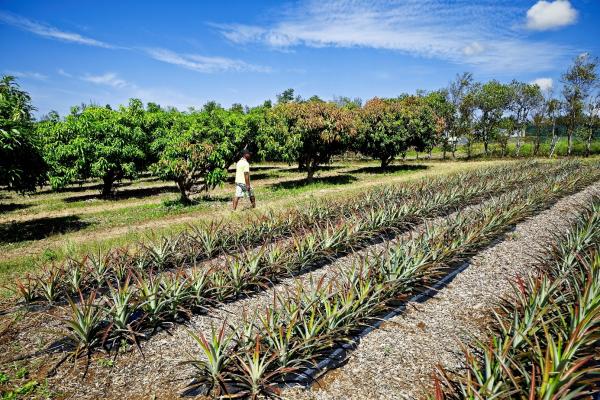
[484,140,489,156]
[298,159,306,172]
[549,136,559,158]
[548,118,558,158]
[101,173,115,197]
[306,160,316,183]
[177,179,191,204]
[515,128,523,157]
[451,141,456,159]
[380,157,391,170]
[585,127,593,157]
[567,131,573,156]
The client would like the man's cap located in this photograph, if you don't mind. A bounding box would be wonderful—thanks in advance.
[241,148,252,155]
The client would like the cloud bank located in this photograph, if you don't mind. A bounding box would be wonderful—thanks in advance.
[145,48,272,73]
[0,11,114,48]
[526,0,578,31]
[216,0,575,73]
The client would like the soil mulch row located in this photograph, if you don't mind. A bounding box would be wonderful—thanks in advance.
[283,181,600,400]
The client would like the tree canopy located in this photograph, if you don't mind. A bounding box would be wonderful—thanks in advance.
[270,101,357,181]
[41,104,147,196]
[0,75,47,193]
[151,104,250,202]
[356,96,441,168]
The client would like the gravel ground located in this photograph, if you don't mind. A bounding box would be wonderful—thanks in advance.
[284,181,600,400]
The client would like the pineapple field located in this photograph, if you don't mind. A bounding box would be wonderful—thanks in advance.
[1,159,600,399]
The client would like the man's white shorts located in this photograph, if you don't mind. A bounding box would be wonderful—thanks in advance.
[235,183,254,198]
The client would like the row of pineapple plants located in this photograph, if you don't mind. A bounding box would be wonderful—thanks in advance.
[49,163,592,368]
[13,161,523,304]
[13,161,580,306]
[434,198,600,399]
[179,168,599,398]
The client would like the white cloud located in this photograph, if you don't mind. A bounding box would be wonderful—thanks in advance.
[531,77,553,91]
[526,1,578,31]
[81,73,129,88]
[4,70,47,80]
[57,69,73,78]
[0,11,114,48]
[145,48,271,73]
[215,0,574,73]
[463,42,485,56]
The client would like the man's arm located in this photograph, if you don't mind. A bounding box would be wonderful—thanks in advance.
[244,171,250,189]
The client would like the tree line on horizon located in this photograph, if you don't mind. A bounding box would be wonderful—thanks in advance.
[1,54,599,203]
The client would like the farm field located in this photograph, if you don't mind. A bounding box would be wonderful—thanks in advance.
[3,1,600,398]
[0,158,503,289]
[0,158,599,399]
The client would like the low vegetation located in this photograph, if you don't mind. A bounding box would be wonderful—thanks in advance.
[3,159,599,399]
[435,198,600,399]
[1,46,599,400]
[183,162,598,397]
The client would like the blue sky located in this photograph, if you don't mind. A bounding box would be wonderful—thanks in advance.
[1,0,598,117]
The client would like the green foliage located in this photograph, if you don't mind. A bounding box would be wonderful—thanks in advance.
[472,80,512,155]
[151,104,250,202]
[356,97,412,168]
[268,101,357,180]
[0,76,47,193]
[41,104,147,196]
[562,54,599,155]
[420,90,454,153]
[276,88,301,104]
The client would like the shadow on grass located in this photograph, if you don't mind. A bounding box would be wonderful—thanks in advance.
[0,216,92,244]
[270,174,357,191]
[62,185,179,203]
[0,203,31,213]
[298,165,344,172]
[162,193,231,209]
[36,177,162,196]
[348,164,428,174]
[36,180,136,195]
[197,194,231,203]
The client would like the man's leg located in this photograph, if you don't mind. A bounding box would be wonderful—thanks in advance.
[250,196,256,208]
[233,185,241,210]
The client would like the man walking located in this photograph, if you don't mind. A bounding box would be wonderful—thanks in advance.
[232,149,256,210]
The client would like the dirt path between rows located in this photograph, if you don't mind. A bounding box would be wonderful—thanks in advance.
[283,180,600,400]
